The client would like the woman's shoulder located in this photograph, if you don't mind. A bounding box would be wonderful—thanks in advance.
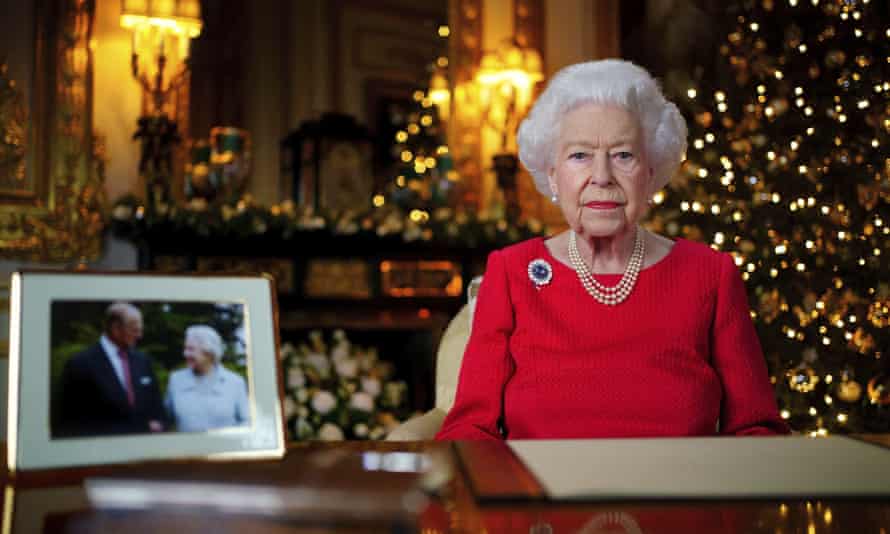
[167,367,191,386]
[218,366,247,385]
[493,237,546,264]
[672,237,731,265]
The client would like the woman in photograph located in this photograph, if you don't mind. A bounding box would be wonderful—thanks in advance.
[165,324,250,432]
[436,59,789,440]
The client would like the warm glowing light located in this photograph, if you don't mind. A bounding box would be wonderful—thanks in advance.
[438,25,450,37]
[687,88,697,99]
[409,209,430,222]
[395,131,408,143]
[372,194,385,207]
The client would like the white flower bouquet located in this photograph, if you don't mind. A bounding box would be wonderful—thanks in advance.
[280,330,410,440]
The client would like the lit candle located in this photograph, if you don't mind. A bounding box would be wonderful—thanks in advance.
[178,36,189,61]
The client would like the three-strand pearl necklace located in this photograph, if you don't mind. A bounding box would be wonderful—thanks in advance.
[567,228,645,306]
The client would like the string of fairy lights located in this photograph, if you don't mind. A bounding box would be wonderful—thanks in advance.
[376,23,458,221]
[651,0,889,434]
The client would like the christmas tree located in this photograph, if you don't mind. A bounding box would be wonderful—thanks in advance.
[384,84,457,212]
[650,0,890,434]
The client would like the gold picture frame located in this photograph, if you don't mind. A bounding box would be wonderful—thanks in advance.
[7,271,285,472]
[0,0,105,263]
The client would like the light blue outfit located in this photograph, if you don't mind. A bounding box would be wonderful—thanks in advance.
[165,365,250,432]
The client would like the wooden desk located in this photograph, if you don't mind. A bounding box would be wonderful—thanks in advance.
[3,440,890,533]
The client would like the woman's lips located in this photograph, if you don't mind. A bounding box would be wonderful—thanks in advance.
[585,201,621,209]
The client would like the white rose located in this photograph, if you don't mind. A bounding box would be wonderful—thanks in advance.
[311,390,337,414]
[335,358,358,379]
[287,368,305,388]
[318,422,344,441]
[331,343,350,363]
[306,353,330,375]
[361,377,381,397]
[350,391,374,412]
[353,423,369,438]
[296,388,309,403]
[283,397,297,418]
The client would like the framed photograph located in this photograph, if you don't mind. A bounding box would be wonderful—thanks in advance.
[7,272,285,472]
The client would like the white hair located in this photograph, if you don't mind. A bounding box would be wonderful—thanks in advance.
[185,325,224,363]
[517,59,688,196]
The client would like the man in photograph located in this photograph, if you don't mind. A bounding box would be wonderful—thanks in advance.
[57,302,166,437]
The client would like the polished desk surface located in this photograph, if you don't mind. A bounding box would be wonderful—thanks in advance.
[3,438,890,533]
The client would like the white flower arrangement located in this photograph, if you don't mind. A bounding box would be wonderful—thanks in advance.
[280,329,410,441]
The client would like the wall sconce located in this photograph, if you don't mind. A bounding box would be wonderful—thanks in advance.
[121,0,202,115]
[475,38,543,218]
[120,0,202,209]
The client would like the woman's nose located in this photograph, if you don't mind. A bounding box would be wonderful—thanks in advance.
[587,154,612,186]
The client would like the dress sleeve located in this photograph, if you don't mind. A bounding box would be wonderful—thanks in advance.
[235,375,250,425]
[712,253,790,435]
[435,250,515,440]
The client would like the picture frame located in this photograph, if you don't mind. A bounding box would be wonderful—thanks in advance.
[7,271,285,472]
[0,0,106,262]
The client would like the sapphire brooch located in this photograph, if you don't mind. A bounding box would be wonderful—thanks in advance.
[527,259,553,290]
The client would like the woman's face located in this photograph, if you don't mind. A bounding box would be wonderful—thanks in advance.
[183,336,214,375]
[548,103,652,240]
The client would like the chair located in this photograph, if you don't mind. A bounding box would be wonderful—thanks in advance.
[385,277,481,440]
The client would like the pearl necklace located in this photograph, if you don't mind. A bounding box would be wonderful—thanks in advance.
[567,228,645,306]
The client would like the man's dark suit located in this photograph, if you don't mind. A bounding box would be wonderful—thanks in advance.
[56,343,165,437]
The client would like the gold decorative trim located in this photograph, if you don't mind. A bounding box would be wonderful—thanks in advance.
[0,62,27,198]
[0,0,104,263]
[448,0,483,207]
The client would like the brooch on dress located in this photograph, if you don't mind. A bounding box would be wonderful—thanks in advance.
[527,259,553,290]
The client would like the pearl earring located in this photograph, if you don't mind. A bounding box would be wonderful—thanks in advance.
[551,194,558,204]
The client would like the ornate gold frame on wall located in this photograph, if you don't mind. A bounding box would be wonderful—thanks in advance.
[0,0,104,263]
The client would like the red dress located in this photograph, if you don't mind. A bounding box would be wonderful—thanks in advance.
[436,237,790,440]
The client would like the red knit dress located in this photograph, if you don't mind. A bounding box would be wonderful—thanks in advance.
[436,237,790,440]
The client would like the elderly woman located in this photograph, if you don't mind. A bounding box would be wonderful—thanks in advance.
[436,60,789,440]
[165,325,250,432]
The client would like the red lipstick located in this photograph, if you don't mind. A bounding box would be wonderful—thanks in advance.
[585,201,621,209]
